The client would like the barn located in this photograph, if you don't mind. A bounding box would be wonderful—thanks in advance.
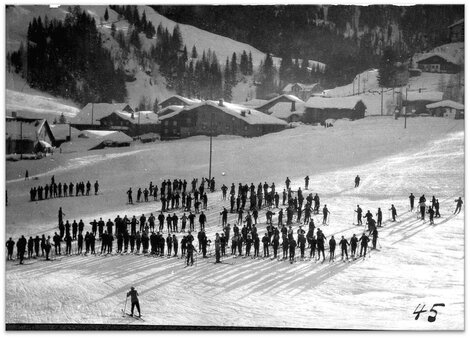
[282,83,323,101]
[256,94,304,114]
[426,100,464,119]
[269,101,306,123]
[6,116,55,155]
[159,100,287,139]
[304,97,366,124]
[159,95,201,109]
[416,54,461,74]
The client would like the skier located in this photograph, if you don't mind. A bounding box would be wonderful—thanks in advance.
[214,233,221,263]
[339,236,350,261]
[435,199,441,218]
[328,236,336,262]
[305,176,310,190]
[285,177,291,190]
[199,211,207,231]
[359,232,370,257]
[389,204,397,221]
[127,188,133,204]
[376,208,383,227]
[220,208,228,227]
[289,237,296,262]
[316,229,327,261]
[6,237,15,260]
[350,234,358,259]
[454,197,463,214]
[354,175,360,188]
[355,205,363,225]
[126,287,141,317]
[58,207,65,226]
[94,180,99,195]
[409,193,415,211]
[371,228,378,249]
[17,235,27,264]
[322,205,330,225]
[427,206,435,225]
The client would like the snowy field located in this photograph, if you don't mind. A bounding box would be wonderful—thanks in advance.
[5,116,464,329]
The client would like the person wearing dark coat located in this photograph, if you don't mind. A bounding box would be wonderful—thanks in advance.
[305,176,310,190]
[389,204,397,221]
[435,199,441,218]
[409,193,415,211]
[376,208,383,227]
[328,236,336,262]
[355,205,363,225]
[199,212,207,231]
[427,206,435,225]
[166,234,173,257]
[34,236,40,257]
[359,233,370,257]
[339,236,350,260]
[322,205,330,225]
[316,229,327,261]
[77,233,83,254]
[53,232,61,255]
[371,228,379,249]
[289,238,296,262]
[454,197,463,214]
[220,208,228,227]
[64,234,72,255]
[186,242,195,266]
[6,238,15,260]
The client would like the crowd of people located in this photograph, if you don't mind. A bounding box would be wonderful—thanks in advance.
[29,175,99,202]
[8,174,463,267]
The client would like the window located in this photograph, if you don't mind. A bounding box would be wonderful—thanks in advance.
[244,126,248,131]
[164,128,168,134]
[225,125,229,130]
[173,121,177,126]
[164,121,169,126]
[186,118,191,124]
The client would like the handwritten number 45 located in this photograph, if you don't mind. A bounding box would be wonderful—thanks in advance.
[414,303,445,322]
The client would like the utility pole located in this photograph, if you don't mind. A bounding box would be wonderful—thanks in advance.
[208,112,214,180]
[404,87,408,129]
[358,74,361,94]
[91,102,94,125]
[20,121,23,159]
[381,87,384,116]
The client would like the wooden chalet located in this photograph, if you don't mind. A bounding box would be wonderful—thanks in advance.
[304,97,366,124]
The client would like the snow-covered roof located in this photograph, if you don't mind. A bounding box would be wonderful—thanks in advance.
[160,95,201,106]
[71,103,133,124]
[448,18,464,28]
[50,124,80,140]
[282,83,320,92]
[79,130,133,143]
[426,100,464,110]
[415,52,460,66]
[269,102,306,120]
[305,96,365,110]
[404,91,444,102]
[157,105,184,117]
[160,101,288,126]
[111,111,159,124]
[256,94,304,111]
[6,117,54,141]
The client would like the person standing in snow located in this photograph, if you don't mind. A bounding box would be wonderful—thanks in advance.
[434,199,441,218]
[339,236,350,261]
[94,180,99,195]
[126,287,141,317]
[316,229,327,261]
[408,193,415,211]
[220,208,228,227]
[359,232,370,257]
[427,206,435,225]
[389,204,397,222]
[371,228,378,249]
[354,175,360,188]
[376,208,383,227]
[304,176,310,190]
[454,197,463,214]
[322,205,330,225]
[355,205,363,225]
[6,237,15,260]
[58,207,65,226]
[285,177,291,190]
[328,236,336,262]
[127,188,133,204]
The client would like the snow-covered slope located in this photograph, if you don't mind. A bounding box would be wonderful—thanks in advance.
[5,117,464,329]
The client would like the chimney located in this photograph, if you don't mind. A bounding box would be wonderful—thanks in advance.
[218,99,224,107]
[291,101,296,112]
[11,111,17,118]
[131,112,135,119]
[241,110,246,117]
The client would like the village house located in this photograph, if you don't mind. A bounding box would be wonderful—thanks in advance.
[159,100,287,139]
[6,115,55,155]
[98,111,160,137]
[416,53,460,74]
[256,94,304,114]
[159,95,201,109]
[304,96,366,124]
[70,103,134,130]
[269,101,306,123]
[157,105,184,118]
[282,83,323,101]
[426,100,464,119]
[403,91,444,115]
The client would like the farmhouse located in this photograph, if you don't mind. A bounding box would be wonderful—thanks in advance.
[403,91,444,115]
[159,95,201,109]
[282,83,323,101]
[159,100,287,139]
[416,53,460,74]
[304,97,366,124]
[269,101,306,123]
[70,103,134,130]
[426,100,464,119]
[256,94,304,114]
[157,105,184,118]
[6,116,55,155]
[98,111,160,137]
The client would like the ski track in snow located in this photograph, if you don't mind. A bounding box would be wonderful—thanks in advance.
[5,125,464,329]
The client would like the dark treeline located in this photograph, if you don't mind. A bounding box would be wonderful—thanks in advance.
[153,5,463,88]
[11,6,127,105]
[150,23,253,101]
[109,5,156,39]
